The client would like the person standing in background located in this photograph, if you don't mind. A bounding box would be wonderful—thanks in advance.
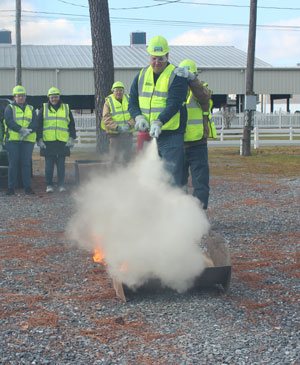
[37,87,76,193]
[101,81,135,165]
[3,85,37,196]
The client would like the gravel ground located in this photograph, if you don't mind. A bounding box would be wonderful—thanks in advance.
[0,160,299,364]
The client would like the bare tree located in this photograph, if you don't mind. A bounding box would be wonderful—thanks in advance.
[88,0,114,153]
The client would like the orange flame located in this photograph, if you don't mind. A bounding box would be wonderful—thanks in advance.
[91,232,128,271]
[93,248,106,265]
[91,232,107,266]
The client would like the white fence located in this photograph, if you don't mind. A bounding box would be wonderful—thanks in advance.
[216,127,300,149]
[76,127,97,146]
[211,111,300,129]
[73,112,300,130]
[73,114,96,129]
[73,113,300,148]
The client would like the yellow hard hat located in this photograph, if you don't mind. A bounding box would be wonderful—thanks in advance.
[179,59,197,74]
[47,87,60,97]
[147,35,169,56]
[111,81,125,91]
[12,85,26,96]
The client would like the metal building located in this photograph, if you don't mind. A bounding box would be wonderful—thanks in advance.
[0,40,299,111]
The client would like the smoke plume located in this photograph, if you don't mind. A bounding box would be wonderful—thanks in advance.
[67,140,210,293]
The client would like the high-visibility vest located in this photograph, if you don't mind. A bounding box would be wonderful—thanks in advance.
[137,64,180,131]
[101,94,134,134]
[42,103,70,142]
[5,104,36,142]
[207,98,217,139]
[184,91,217,142]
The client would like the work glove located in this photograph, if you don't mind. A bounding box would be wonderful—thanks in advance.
[149,120,163,139]
[37,138,46,149]
[117,123,131,133]
[19,127,32,140]
[66,137,75,148]
[174,67,196,81]
[135,115,149,132]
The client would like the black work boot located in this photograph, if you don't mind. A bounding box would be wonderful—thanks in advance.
[25,187,35,195]
[6,188,15,196]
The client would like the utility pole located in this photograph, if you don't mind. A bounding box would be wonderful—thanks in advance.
[242,0,257,156]
[15,0,22,85]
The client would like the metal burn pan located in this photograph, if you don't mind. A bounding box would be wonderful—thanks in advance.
[74,159,111,184]
[112,231,232,302]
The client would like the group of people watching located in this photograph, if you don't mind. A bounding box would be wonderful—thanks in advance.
[1,86,76,195]
[1,34,216,210]
[102,35,216,210]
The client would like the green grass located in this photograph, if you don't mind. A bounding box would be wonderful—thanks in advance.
[32,146,300,180]
[208,146,300,178]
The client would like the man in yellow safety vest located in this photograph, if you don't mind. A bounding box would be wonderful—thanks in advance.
[177,59,217,209]
[128,35,189,186]
[101,81,135,165]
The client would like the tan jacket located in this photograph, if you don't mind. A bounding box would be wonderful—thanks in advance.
[102,100,135,136]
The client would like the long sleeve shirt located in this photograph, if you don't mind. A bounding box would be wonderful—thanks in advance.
[188,77,211,113]
[128,63,188,135]
[4,101,38,133]
[102,99,135,134]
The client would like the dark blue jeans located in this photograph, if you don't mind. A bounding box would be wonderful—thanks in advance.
[6,141,34,190]
[182,143,209,209]
[45,155,66,186]
[157,133,184,187]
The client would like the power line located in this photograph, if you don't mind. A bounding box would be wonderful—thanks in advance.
[54,0,184,11]
[54,0,300,11]
[1,9,300,32]
[56,0,88,8]
[109,0,181,10]
[153,0,300,11]
[109,17,300,32]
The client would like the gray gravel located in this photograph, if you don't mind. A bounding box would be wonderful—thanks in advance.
[0,171,299,364]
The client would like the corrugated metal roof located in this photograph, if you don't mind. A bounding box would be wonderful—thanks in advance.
[0,44,272,69]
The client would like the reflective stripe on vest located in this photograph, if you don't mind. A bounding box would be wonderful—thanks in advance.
[184,92,217,141]
[137,64,179,131]
[2,119,7,144]
[6,104,36,142]
[101,94,134,133]
[42,103,70,142]
[184,92,204,142]
[208,98,217,138]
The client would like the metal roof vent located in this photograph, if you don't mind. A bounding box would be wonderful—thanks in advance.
[130,32,146,47]
[0,29,12,44]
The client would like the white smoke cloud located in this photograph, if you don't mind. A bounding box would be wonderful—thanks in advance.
[67,140,210,293]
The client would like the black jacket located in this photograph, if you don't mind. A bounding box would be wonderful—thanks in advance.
[37,100,76,156]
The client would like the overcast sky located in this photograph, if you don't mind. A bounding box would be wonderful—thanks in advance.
[1,0,300,67]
